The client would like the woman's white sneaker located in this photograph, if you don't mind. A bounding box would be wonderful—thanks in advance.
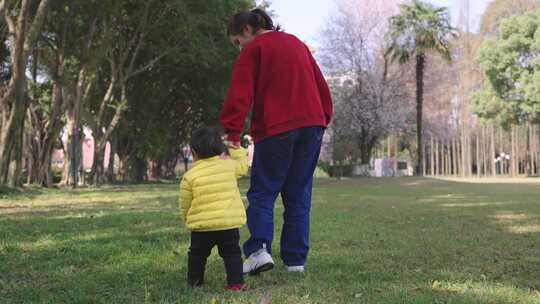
[287,265,305,272]
[243,248,274,275]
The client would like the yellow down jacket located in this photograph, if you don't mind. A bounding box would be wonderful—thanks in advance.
[180,148,248,231]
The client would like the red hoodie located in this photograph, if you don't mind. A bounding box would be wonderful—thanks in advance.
[220,31,333,143]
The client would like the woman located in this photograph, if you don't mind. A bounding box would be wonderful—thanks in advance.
[221,8,333,275]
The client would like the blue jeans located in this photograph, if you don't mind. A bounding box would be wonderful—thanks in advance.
[243,126,324,266]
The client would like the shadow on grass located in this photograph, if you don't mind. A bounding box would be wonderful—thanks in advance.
[0,185,46,199]
[308,177,540,303]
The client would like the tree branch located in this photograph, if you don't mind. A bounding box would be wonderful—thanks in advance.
[2,0,16,46]
[123,50,170,82]
[120,0,151,70]
[97,79,116,127]
[23,0,50,58]
[0,0,7,22]
[103,87,128,142]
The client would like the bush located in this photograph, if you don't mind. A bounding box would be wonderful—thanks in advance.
[328,165,354,177]
[314,166,330,178]
[52,169,63,184]
[317,161,332,175]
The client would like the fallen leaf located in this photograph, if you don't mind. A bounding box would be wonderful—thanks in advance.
[374,288,383,293]
[354,293,362,298]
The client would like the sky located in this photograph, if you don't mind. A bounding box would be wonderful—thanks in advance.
[265,0,492,47]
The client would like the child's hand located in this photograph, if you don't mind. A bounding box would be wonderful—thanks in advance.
[228,141,241,149]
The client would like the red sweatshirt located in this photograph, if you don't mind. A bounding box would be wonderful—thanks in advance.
[220,31,333,143]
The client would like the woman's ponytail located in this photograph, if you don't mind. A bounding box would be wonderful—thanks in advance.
[227,8,280,36]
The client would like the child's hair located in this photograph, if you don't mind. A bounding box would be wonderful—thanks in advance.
[190,127,227,159]
[227,8,280,37]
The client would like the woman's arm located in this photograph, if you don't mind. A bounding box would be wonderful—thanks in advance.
[307,48,333,125]
[220,45,260,142]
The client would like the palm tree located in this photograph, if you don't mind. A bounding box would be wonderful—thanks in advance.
[386,0,456,176]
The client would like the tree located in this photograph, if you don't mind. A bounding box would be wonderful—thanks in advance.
[386,0,456,176]
[82,0,180,185]
[474,10,540,176]
[1,0,255,186]
[319,0,410,167]
[479,0,540,37]
[0,0,51,187]
[475,10,540,125]
[25,0,74,187]
[114,0,253,182]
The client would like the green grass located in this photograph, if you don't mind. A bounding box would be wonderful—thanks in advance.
[1,178,540,303]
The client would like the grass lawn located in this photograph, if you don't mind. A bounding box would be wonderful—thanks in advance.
[1,178,540,303]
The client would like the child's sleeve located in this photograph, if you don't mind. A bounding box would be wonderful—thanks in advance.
[179,176,192,221]
[229,147,248,178]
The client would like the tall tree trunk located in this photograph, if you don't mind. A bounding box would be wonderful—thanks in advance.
[165,154,179,179]
[532,125,540,176]
[107,137,116,183]
[151,158,163,180]
[89,85,127,185]
[387,136,391,158]
[0,82,27,186]
[7,118,25,187]
[445,141,450,176]
[430,135,435,176]
[90,140,106,185]
[435,138,440,176]
[24,131,37,184]
[458,137,463,176]
[0,0,30,187]
[60,121,82,187]
[475,131,480,177]
[499,126,504,174]
[36,53,65,187]
[511,125,517,177]
[452,138,458,176]
[490,125,496,176]
[394,133,399,174]
[460,130,466,177]
[132,155,147,182]
[0,0,51,187]
[422,139,427,176]
[527,123,532,176]
[63,108,81,187]
[415,53,425,176]
[482,126,487,176]
[442,141,446,176]
[118,153,130,183]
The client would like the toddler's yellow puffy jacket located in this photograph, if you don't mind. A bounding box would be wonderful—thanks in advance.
[180,148,248,231]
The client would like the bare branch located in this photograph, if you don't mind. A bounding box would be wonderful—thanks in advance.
[123,50,170,82]
[119,1,152,68]
[82,16,99,61]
